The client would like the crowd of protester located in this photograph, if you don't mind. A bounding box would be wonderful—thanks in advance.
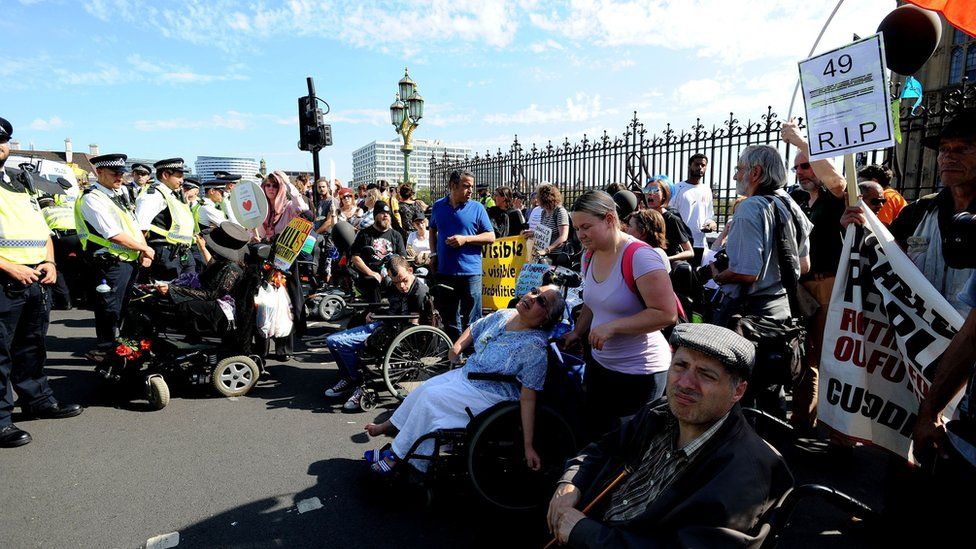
[3,108,976,546]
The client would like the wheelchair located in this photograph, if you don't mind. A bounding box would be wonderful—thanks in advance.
[393,343,585,510]
[339,278,453,411]
[95,244,272,410]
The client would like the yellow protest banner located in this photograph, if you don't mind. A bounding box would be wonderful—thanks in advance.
[273,217,314,271]
[481,235,529,310]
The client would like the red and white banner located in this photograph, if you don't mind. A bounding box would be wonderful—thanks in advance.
[820,203,965,461]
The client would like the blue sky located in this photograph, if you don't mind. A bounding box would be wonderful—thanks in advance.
[3,0,896,181]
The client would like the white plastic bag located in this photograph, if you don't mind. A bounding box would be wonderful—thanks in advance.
[255,283,294,338]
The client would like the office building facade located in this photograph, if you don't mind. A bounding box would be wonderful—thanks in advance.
[352,139,470,189]
[194,156,261,183]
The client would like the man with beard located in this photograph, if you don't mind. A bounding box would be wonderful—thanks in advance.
[350,200,405,302]
[781,121,845,434]
[671,154,715,267]
[547,323,792,547]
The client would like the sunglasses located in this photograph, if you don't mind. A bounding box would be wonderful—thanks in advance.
[264,183,280,189]
[645,186,661,194]
[527,287,548,308]
[791,162,812,172]
[869,198,887,206]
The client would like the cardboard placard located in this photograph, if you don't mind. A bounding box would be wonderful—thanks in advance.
[481,236,530,310]
[515,263,550,298]
[533,224,552,251]
[799,33,894,161]
[273,217,314,271]
[229,180,269,229]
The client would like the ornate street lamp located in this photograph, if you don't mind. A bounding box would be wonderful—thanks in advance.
[390,67,424,187]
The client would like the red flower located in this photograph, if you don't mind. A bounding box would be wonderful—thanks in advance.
[115,344,132,357]
[139,339,152,350]
[130,351,142,360]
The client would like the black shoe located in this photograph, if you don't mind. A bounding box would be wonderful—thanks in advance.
[27,402,84,420]
[0,425,32,448]
[275,353,293,362]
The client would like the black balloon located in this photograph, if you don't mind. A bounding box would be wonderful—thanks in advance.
[613,190,638,220]
[877,5,942,76]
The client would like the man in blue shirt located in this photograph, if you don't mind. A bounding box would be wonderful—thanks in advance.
[429,169,495,340]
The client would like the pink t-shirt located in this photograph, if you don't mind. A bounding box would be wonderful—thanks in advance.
[583,236,672,374]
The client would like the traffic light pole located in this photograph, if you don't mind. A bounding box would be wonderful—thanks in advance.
[306,77,321,183]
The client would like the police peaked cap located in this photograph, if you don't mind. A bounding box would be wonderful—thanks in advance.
[0,117,11,140]
[154,158,185,171]
[213,171,242,182]
[90,153,129,171]
[131,163,152,175]
[182,177,201,190]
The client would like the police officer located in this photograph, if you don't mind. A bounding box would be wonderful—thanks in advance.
[76,154,154,358]
[198,178,228,231]
[135,158,195,280]
[0,117,83,448]
[40,195,79,309]
[124,163,152,212]
[182,177,205,268]
[213,171,242,225]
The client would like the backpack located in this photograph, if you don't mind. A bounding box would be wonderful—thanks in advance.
[582,241,687,322]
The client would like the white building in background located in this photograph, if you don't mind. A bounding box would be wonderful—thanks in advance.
[194,156,261,183]
[352,139,470,189]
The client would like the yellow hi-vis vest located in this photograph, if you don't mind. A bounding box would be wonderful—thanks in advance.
[74,189,142,262]
[0,184,50,265]
[140,184,195,245]
[43,205,76,231]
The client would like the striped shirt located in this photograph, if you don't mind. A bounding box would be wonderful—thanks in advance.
[603,410,730,523]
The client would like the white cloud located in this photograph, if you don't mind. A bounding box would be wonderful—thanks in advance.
[84,0,521,55]
[133,112,250,132]
[610,59,635,71]
[525,0,894,65]
[484,92,617,125]
[529,39,564,53]
[28,117,66,131]
[328,109,391,127]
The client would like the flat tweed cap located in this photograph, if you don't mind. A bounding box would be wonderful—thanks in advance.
[669,323,756,378]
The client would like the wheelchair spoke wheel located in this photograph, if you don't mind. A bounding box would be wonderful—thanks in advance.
[211,356,260,398]
[383,326,453,400]
[467,404,577,511]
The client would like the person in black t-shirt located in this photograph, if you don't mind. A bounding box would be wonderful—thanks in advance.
[324,255,428,409]
[351,200,405,302]
[644,179,694,265]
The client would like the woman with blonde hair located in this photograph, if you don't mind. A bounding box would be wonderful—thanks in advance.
[562,190,677,438]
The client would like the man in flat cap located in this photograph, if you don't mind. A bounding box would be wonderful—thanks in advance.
[135,158,196,280]
[548,323,792,547]
[76,153,155,359]
[0,116,83,447]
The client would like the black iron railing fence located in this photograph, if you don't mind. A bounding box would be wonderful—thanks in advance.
[429,80,974,227]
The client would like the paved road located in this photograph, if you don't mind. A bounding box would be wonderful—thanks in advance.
[1,309,887,548]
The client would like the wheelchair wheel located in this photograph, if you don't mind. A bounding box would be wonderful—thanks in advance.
[467,403,577,511]
[317,294,346,321]
[146,375,170,410]
[211,356,260,397]
[382,325,453,400]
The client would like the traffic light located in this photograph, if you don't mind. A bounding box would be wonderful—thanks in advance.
[298,95,332,151]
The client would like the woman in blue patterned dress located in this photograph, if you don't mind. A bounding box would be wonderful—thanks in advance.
[365,284,566,473]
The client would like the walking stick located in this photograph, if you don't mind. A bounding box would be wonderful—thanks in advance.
[543,467,630,549]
